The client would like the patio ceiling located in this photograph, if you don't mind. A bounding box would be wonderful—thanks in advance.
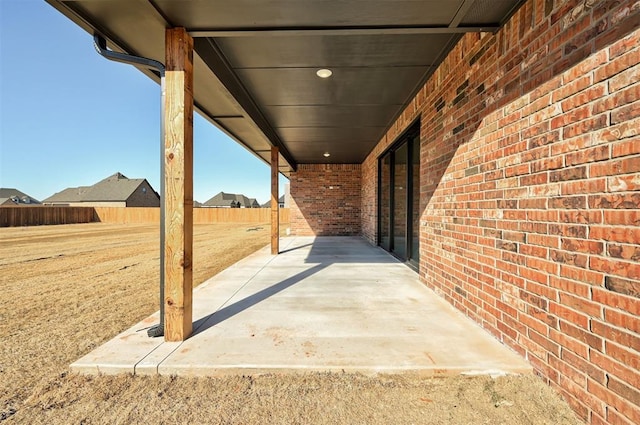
[46,0,525,176]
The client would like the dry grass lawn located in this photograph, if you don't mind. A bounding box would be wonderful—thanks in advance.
[0,223,582,424]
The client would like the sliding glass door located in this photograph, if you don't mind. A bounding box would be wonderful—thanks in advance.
[378,125,420,269]
[392,143,408,259]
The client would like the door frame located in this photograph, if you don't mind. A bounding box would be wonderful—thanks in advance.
[377,121,420,269]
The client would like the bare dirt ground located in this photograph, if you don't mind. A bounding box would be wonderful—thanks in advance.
[0,223,582,424]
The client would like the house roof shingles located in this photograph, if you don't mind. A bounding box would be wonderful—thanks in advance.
[204,192,260,208]
[43,173,156,203]
[0,188,41,204]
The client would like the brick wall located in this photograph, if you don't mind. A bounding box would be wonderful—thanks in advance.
[362,0,640,424]
[290,164,361,235]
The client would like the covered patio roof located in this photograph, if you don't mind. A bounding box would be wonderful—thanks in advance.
[45,0,525,176]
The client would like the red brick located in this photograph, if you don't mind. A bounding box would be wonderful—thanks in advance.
[558,210,602,224]
[521,244,548,259]
[602,275,640,298]
[563,348,607,384]
[612,101,640,124]
[590,193,640,209]
[550,249,588,268]
[590,226,640,244]
[595,116,640,142]
[550,134,592,155]
[551,302,590,329]
[549,195,587,209]
[590,412,609,425]
[604,210,640,225]
[594,48,640,82]
[549,223,587,238]
[612,138,640,158]
[528,233,559,248]
[529,305,559,329]
[549,353,586,387]
[552,384,590,422]
[596,285,640,315]
[551,271,595,296]
[550,104,592,129]
[560,83,607,112]
[560,292,603,318]
[588,378,640,425]
[557,374,605,420]
[520,334,550,360]
[290,164,361,236]
[607,408,637,425]
[593,83,640,114]
[553,74,592,102]
[520,265,550,284]
[590,349,640,390]
[550,328,588,359]
[560,319,604,350]
[591,320,640,353]
[605,309,640,334]
[609,63,640,92]
[608,28,640,59]
[590,256,640,280]
[563,114,609,139]
[565,145,610,166]
[561,178,607,194]
[549,166,587,182]
[608,376,640,407]
[606,343,640,379]
[526,279,558,301]
[527,129,561,149]
[561,238,604,254]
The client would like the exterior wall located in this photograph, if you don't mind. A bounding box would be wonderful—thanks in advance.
[126,181,161,207]
[362,1,640,424]
[290,164,361,235]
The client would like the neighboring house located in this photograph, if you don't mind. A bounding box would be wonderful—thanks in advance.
[261,195,285,209]
[0,188,41,206]
[203,192,260,208]
[42,173,160,207]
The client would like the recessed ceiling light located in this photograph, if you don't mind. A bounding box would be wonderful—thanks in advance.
[316,68,333,78]
[323,152,331,157]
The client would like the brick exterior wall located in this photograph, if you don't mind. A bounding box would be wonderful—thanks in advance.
[360,1,640,424]
[290,164,361,236]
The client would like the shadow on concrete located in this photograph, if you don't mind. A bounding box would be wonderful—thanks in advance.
[278,242,314,254]
[191,263,327,336]
[191,237,401,336]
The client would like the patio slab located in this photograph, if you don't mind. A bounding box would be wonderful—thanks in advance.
[71,236,531,377]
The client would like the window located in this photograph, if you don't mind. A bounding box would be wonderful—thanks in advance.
[378,124,420,269]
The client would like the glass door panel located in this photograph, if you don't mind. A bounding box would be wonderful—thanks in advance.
[392,143,408,259]
[409,135,420,267]
[380,153,391,251]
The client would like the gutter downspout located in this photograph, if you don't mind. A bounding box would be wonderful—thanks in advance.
[93,34,166,338]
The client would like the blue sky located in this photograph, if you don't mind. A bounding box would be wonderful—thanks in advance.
[0,0,287,205]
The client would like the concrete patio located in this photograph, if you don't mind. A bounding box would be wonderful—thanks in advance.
[71,236,531,376]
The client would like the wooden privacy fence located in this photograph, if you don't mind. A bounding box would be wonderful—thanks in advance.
[0,206,289,227]
[0,206,96,227]
[93,207,159,224]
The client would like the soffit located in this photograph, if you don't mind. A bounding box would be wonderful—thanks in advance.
[46,0,526,174]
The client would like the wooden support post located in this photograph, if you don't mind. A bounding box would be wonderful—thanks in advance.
[271,146,279,255]
[164,28,194,342]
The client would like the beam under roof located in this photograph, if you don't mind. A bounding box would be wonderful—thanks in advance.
[189,25,499,38]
